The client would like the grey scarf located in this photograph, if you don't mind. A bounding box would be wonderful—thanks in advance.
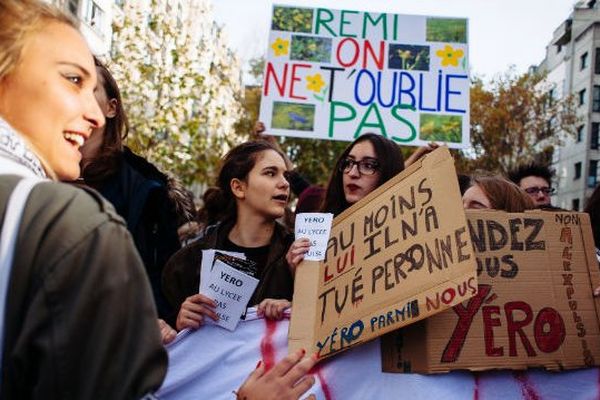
[0,118,46,178]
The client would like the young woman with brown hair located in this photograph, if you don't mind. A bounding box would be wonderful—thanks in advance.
[163,140,297,330]
[462,175,535,212]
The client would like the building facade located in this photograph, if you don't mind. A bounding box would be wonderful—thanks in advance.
[537,0,600,210]
[50,0,117,55]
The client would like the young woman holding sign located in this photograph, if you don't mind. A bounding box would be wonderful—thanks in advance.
[287,133,410,272]
[163,140,296,331]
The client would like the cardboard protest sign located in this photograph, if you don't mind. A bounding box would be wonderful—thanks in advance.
[382,210,600,373]
[259,5,470,148]
[288,147,477,360]
[295,213,334,261]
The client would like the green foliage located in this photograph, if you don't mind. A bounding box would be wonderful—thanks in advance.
[281,137,349,186]
[271,6,313,33]
[110,1,242,186]
[272,102,315,131]
[455,69,578,174]
[420,114,462,143]
[290,36,332,63]
[426,18,467,43]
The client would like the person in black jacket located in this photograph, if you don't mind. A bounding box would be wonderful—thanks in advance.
[79,58,195,320]
[0,1,167,397]
[163,140,296,330]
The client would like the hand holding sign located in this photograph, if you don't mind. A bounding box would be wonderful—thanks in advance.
[286,238,311,276]
[176,293,218,331]
[257,298,292,320]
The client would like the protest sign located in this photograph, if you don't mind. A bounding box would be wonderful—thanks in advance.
[158,309,600,400]
[382,210,600,373]
[200,252,258,331]
[288,147,477,360]
[199,250,245,293]
[295,212,334,261]
[259,5,470,148]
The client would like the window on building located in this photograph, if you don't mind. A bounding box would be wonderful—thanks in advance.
[557,44,563,54]
[572,198,580,211]
[592,123,600,149]
[577,125,584,142]
[575,162,582,179]
[67,0,79,16]
[594,86,600,112]
[596,48,600,74]
[580,88,587,106]
[589,160,598,188]
[581,52,589,69]
[84,0,104,34]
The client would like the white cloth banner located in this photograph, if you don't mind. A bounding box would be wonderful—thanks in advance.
[157,308,600,400]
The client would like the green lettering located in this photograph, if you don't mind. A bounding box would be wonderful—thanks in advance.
[362,12,387,40]
[340,10,358,38]
[354,103,387,138]
[390,104,417,143]
[393,14,399,41]
[316,8,336,37]
[329,101,356,137]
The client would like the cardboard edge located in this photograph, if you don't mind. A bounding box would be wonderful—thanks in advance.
[579,213,600,334]
[288,260,321,354]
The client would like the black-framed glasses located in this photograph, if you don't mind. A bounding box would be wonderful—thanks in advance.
[524,186,556,195]
[339,158,380,175]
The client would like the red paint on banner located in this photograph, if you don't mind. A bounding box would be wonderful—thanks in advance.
[513,371,540,400]
[473,373,480,400]
[313,360,334,400]
[260,319,278,371]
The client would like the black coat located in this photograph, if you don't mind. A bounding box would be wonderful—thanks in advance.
[96,148,183,319]
[0,175,166,399]
[162,219,295,323]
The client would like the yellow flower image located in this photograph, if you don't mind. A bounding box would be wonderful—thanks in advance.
[271,37,289,56]
[436,44,464,67]
[306,73,325,93]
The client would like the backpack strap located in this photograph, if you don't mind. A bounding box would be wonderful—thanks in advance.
[0,177,42,391]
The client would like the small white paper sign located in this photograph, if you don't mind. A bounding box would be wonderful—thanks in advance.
[199,249,245,293]
[204,259,259,331]
[294,212,333,261]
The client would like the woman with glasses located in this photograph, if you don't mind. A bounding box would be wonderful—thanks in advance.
[287,133,405,272]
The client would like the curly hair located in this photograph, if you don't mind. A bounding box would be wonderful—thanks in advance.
[508,162,553,187]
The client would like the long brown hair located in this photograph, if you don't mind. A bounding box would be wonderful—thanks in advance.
[204,140,287,224]
[82,57,129,184]
[471,175,535,212]
[321,133,404,216]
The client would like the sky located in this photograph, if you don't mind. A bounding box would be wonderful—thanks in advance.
[212,0,576,83]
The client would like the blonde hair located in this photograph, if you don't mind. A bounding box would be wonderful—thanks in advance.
[0,0,76,80]
[0,0,76,180]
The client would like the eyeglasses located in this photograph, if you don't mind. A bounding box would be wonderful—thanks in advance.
[340,158,380,175]
[524,186,556,195]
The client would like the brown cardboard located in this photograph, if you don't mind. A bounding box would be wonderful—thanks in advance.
[382,210,600,373]
[288,147,478,360]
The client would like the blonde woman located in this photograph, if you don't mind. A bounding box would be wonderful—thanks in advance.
[0,1,314,399]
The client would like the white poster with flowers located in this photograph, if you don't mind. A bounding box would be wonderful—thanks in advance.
[259,5,470,147]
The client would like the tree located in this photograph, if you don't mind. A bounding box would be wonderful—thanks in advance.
[110,0,242,185]
[456,69,578,174]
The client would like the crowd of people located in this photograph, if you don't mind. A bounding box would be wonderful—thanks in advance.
[1,1,600,399]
